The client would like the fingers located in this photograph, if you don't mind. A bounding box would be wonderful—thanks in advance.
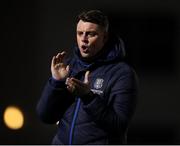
[66,71,90,88]
[51,51,67,69]
[66,72,91,96]
[66,65,70,72]
[66,78,83,90]
[84,71,90,84]
[70,71,90,85]
[52,51,66,65]
[66,78,76,93]
[51,56,56,68]
[55,51,66,63]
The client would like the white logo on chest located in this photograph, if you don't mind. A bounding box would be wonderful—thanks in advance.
[94,78,104,89]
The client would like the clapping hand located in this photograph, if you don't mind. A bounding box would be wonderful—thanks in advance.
[66,71,91,97]
[51,51,70,80]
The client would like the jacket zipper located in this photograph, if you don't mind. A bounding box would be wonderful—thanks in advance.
[69,98,81,145]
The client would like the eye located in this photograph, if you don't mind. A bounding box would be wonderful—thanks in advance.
[87,32,96,37]
[77,31,83,36]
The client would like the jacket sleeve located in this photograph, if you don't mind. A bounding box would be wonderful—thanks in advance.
[81,67,138,135]
[36,77,74,124]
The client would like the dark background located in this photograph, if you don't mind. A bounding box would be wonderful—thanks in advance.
[0,0,180,144]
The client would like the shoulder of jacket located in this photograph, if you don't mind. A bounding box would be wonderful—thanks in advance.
[114,62,136,76]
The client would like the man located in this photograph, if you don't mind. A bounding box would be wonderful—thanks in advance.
[37,10,138,144]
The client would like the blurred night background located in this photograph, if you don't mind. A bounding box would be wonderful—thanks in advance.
[0,0,180,144]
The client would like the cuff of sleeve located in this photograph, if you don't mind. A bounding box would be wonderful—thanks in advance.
[49,77,66,88]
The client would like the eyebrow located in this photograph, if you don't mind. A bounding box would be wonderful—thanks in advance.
[76,30,96,32]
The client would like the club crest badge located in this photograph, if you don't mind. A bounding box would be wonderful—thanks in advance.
[94,78,104,89]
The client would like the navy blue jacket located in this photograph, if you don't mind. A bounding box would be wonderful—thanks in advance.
[36,35,138,144]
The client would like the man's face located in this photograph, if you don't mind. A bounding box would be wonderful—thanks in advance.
[76,20,107,59]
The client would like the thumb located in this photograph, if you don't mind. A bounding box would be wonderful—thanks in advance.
[84,71,90,84]
[66,65,70,72]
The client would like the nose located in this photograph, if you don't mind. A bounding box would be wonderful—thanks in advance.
[81,33,88,43]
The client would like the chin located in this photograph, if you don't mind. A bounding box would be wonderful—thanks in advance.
[80,53,90,58]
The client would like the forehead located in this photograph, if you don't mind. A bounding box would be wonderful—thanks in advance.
[76,20,102,31]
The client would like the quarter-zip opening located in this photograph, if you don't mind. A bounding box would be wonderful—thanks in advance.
[69,98,81,145]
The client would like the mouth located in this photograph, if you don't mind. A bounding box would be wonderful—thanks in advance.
[81,45,89,53]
